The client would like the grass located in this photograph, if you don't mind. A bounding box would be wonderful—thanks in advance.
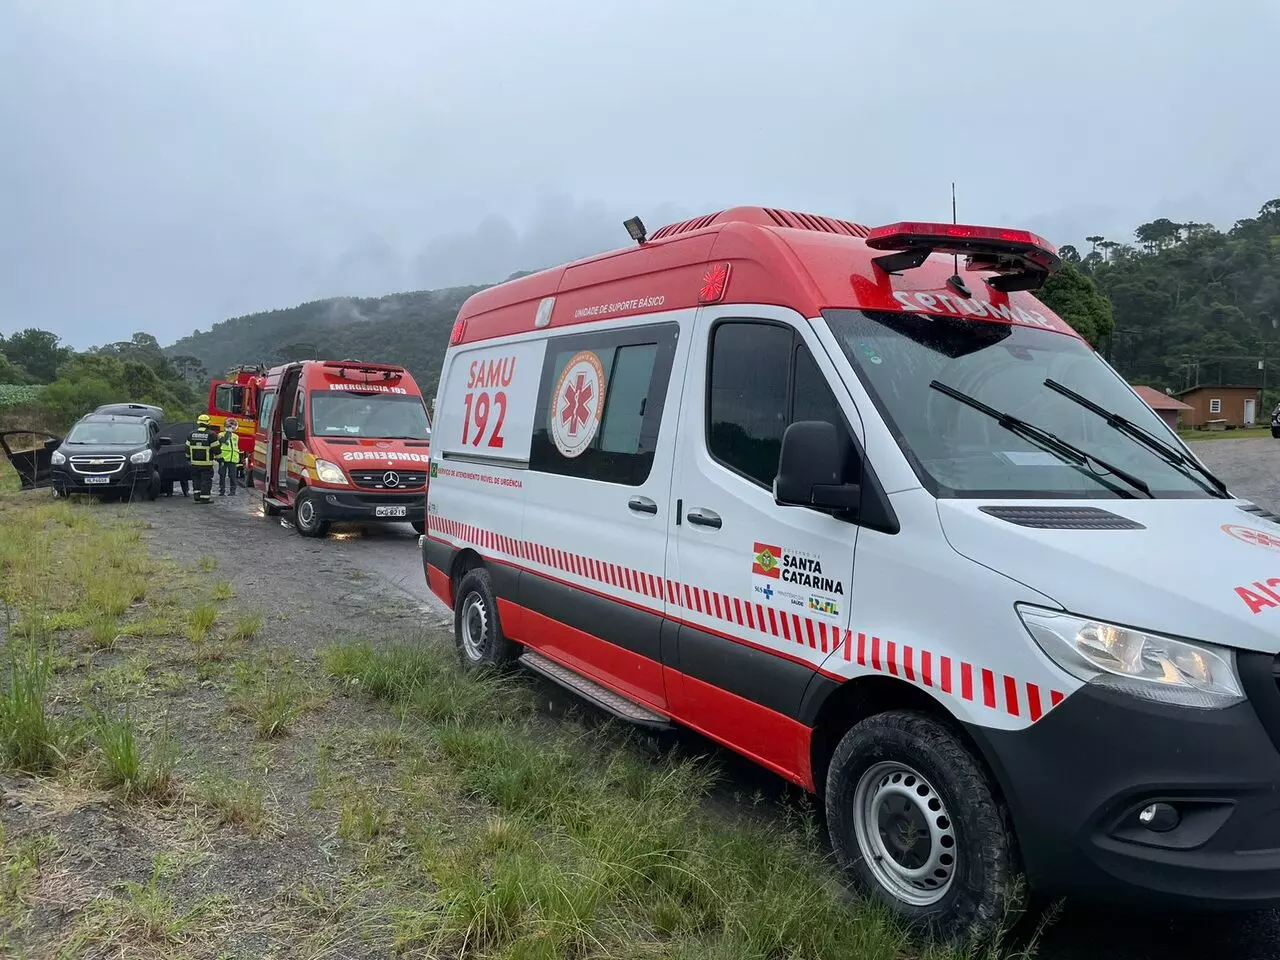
[321,641,1016,960]
[1179,425,1274,441]
[209,580,234,602]
[192,773,270,837]
[89,613,121,650]
[229,666,321,740]
[89,708,177,799]
[229,611,263,642]
[186,603,216,644]
[0,644,69,773]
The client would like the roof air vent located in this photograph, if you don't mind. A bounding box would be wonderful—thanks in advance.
[979,506,1145,530]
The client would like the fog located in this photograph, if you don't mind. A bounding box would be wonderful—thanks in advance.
[1,0,1277,345]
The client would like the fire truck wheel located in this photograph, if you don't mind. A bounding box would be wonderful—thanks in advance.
[293,489,330,538]
[825,710,1021,940]
[453,568,517,672]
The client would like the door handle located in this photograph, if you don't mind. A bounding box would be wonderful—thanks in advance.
[627,496,658,515]
[686,507,722,529]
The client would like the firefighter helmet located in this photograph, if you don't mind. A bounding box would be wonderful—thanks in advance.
[197,414,211,425]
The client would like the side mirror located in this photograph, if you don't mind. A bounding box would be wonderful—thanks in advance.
[774,421,861,513]
[282,416,304,441]
[158,436,172,446]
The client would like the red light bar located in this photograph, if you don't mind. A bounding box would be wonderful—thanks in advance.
[449,319,466,345]
[698,262,731,304]
[866,221,1061,291]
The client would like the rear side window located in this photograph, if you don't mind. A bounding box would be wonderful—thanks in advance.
[529,323,679,485]
[257,392,277,431]
[214,383,246,415]
[707,320,858,488]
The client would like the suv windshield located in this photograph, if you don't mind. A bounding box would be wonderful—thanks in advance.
[65,420,148,445]
[824,309,1214,499]
[309,392,431,439]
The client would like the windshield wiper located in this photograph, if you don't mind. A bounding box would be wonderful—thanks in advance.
[929,380,1154,499]
[1043,378,1230,498]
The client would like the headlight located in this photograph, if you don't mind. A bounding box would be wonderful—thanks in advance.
[313,459,348,484]
[51,450,66,465]
[1018,606,1243,709]
[130,449,153,464]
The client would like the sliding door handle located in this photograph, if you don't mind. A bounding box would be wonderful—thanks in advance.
[686,507,722,529]
[627,496,658,515]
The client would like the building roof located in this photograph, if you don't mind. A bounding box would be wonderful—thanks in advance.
[1131,385,1192,411]
[1173,384,1261,398]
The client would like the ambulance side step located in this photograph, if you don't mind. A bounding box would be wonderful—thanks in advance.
[263,496,290,511]
[519,650,673,729]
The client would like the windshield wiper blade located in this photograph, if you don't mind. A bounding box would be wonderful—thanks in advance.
[1043,378,1230,498]
[929,380,1154,499]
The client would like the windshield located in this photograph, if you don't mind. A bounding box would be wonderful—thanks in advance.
[308,391,431,440]
[824,309,1214,499]
[65,420,148,445]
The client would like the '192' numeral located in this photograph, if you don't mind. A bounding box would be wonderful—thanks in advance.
[461,390,507,448]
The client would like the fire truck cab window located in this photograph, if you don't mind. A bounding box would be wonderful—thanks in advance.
[215,383,245,415]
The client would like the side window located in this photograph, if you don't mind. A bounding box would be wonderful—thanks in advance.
[257,392,277,431]
[529,323,678,485]
[214,383,245,415]
[707,320,858,488]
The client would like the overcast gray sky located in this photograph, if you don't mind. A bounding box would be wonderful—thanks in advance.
[2,0,1277,348]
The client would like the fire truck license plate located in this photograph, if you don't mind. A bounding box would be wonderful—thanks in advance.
[375,505,407,518]
[85,476,110,484]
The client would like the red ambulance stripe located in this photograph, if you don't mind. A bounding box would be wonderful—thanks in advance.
[732,597,743,625]
[692,589,703,613]
[805,619,817,649]
[871,636,881,671]
[768,608,780,637]
[650,575,660,598]
[1003,675,1020,716]
[960,662,973,701]
[683,585,692,608]
[843,630,853,662]
[921,650,932,687]
[754,604,766,633]
[780,614,792,642]
[610,564,621,587]
[722,595,734,622]
[744,602,756,630]
[1050,690,1065,708]
[712,593,723,619]
[903,645,915,682]
[982,669,997,709]
[886,641,898,676]
[667,580,677,603]
[940,656,953,694]
[818,621,829,654]
[857,632,867,666]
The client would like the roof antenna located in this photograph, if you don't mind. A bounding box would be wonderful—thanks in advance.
[947,182,972,298]
[623,216,647,246]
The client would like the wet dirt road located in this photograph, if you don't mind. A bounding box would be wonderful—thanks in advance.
[186,441,1280,959]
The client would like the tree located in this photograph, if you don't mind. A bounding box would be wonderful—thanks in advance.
[1059,244,1081,264]
[1036,263,1115,346]
[1085,235,1105,254]
[170,354,208,381]
[0,351,30,384]
[0,328,72,383]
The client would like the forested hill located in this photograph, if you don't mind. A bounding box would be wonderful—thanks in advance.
[166,284,491,393]
[1073,199,1280,392]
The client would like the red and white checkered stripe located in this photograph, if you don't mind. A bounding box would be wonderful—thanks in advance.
[429,515,1064,721]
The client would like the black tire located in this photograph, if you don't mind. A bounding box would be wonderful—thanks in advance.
[262,493,281,518]
[411,520,426,535]
[826,711,1021,940]
[1272,427,1280,439]
[293,488,329,538]
[453,568,517,672]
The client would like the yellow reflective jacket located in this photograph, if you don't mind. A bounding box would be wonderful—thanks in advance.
[217,429,241,464]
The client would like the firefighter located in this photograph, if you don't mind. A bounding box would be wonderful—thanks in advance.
[217,417,241,497]
[186,414,217,504]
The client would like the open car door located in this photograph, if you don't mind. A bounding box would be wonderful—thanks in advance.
[0,430,61,490]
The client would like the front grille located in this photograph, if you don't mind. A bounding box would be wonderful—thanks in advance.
[348,492,423,507]
[978,505,1145,530]
[350,470,426,490]
[69,455,125,476]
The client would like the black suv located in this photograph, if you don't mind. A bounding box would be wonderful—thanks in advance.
[49,407,170,500]
[1272,402,1280,439]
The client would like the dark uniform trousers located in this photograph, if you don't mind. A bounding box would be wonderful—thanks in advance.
[186,428,217,503]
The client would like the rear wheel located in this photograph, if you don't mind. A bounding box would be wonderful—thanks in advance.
[453,568,517,672]
[826,711,1021,940]
[293,489,329,538]
[1272,426,1280,439]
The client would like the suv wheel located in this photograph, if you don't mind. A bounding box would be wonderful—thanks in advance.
[453,568,517,671]
[293,489,329,538]
[826,711,1022,939]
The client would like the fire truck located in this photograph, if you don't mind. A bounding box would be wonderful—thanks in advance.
[206,364,266,481]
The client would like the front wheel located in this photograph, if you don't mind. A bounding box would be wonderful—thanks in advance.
[411,520,426,535]
[1271,426,1280,439]
[826,711,1022,940]
[293,489,330,538]
[453,568,517,672]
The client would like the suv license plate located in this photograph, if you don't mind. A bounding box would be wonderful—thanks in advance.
[375,505,407,518]
[85,476,110,484]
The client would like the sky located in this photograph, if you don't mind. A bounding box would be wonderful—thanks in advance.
[2,0,1278,348]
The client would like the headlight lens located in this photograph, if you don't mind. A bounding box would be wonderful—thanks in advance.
[1018,606,1243,709]
[313,459,348,485]
[130,449,153,464]
[51,450,66,465]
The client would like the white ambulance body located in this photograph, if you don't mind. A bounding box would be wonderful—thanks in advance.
[421,207,1280,934]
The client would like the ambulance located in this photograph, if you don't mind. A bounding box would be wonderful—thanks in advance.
[421,206,1280,934]
[253,359,431,537]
